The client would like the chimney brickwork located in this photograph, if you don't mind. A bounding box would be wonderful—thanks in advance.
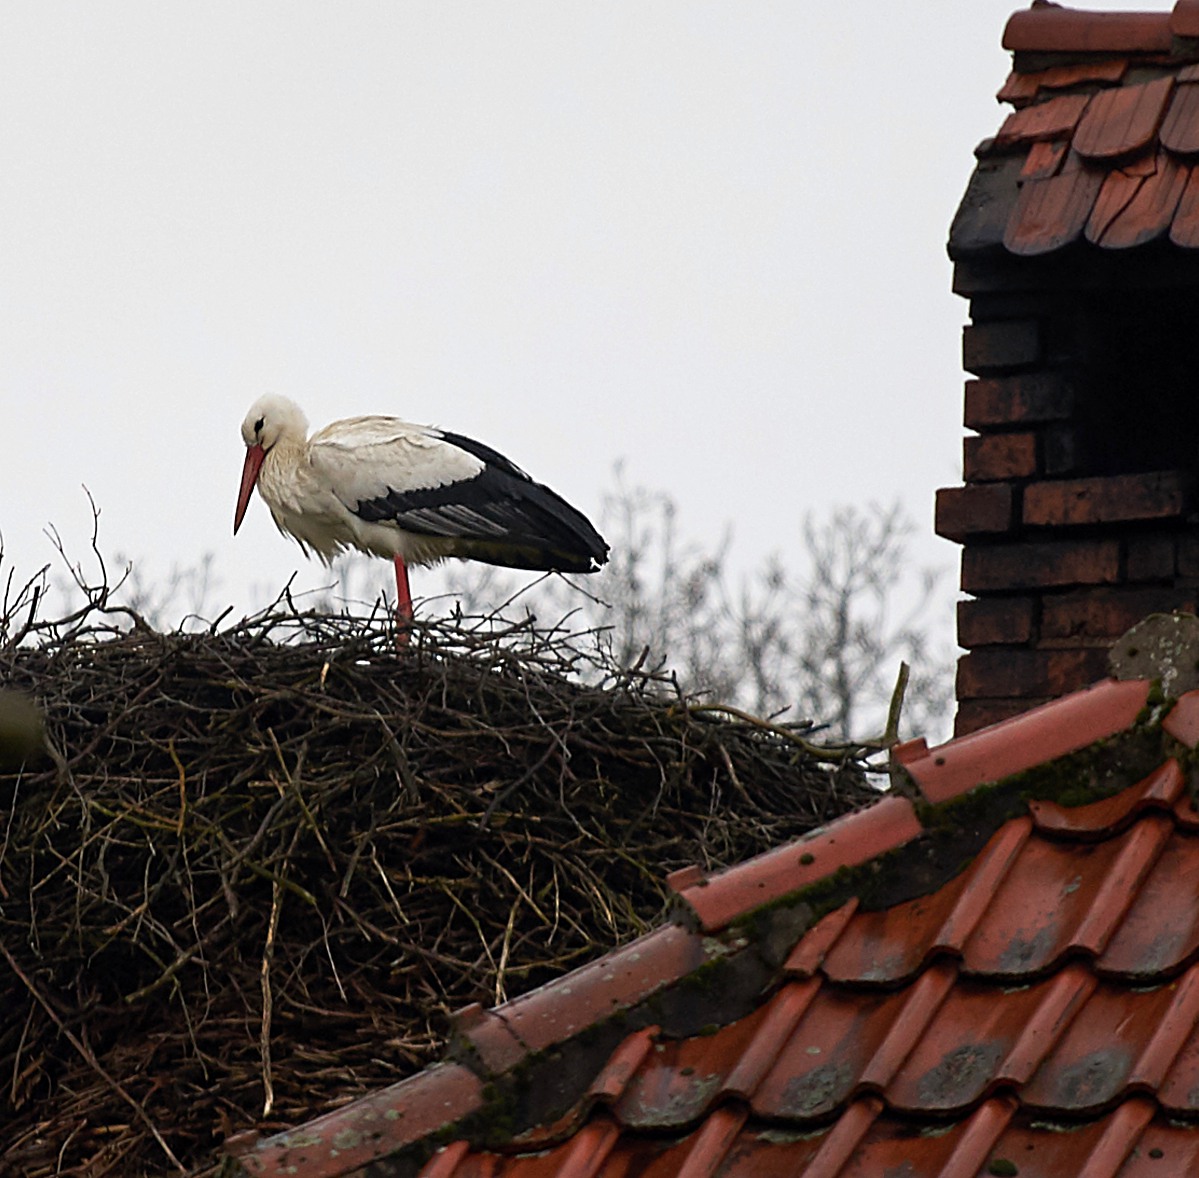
[937,294,1198,736]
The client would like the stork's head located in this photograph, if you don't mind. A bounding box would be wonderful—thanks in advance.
[234,395,309,534]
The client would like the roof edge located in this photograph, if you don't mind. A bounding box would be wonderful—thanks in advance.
[228,671,1199,1176]
[1004,6,1173,55]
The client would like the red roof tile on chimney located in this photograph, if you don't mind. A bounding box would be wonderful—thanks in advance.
[1074,76,1174,160]
[1159,81,1199,152]
[996,91,1092,148]
[1173,0,1199,37]
[1003,7,1172,54]
[1005,150,1106,255]
[952,7,1199,258]
[1169,164,1199,243]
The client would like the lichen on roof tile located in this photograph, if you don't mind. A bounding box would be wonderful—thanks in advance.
[230,622,1199,1176]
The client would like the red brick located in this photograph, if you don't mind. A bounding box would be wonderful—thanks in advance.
[956,647,1110,700]
[963,374,1074,429]
[935,484,1016,542]
[1022,471,1189,527]
[1125,535,1177,582]
[954,697,1049,737]
[961,539,1121,591]
[957,596,1037,647]
[964,432,1038,482]
[1041,586,1198,641]
[962,319,1041,374]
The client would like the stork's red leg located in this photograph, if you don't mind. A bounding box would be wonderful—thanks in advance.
[394,556,413,646]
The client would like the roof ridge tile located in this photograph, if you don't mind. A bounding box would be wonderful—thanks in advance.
[900,677,1151,804]
[1174,790,1199,830]
[671,795,921,933]
[1003,8,1173,55]
[1174,0,1199,39]
[453,924,716,1073]
[234,1062,485,1177]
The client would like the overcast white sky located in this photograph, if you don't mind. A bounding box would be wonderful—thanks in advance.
[0,2,1146,635]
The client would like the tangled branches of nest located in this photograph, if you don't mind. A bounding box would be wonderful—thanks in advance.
[0,590,880,1176]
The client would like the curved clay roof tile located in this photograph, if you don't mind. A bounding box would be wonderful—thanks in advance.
[1073,76,1175,161]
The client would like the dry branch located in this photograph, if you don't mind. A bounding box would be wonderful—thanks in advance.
[0,596,876,1175]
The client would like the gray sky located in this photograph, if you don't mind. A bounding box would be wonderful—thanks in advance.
[0,2,1138,630]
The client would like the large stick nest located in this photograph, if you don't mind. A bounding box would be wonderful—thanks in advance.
[0,602,878,1176]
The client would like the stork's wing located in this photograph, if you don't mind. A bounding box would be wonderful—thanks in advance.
[309,418,609,572]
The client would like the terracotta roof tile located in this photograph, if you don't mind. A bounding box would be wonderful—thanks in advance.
[234,1062,484,1177]
[1020,136,1068,179]
[1003,9,1172,54]
[949,152,1029,256]
[998,60,1128,107]
[407,1103,1199,1175]
[1164,687,1199,744]
[1176,0,1199,38]
[230,667,1199,1176]
[1029,755,1183,833]
[1096,833,1199,977]
[453,922,718,1072]
[1168,161,1199,244]
[820,820,1032,985]
[1004,150,1106,254]
[1159,80,1199,152]
[1086,150,1188,246]
[996,91,1092,148]
[950,6,1199,258]
[669,794,921,932]
[1073,76,1174,160]
[896,676,1150,804]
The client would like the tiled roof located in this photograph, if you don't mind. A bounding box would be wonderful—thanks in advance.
[227,671,1199,1177]
[949,1,1199,257]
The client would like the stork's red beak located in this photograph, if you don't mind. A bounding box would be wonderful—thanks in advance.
[234,443,266,534]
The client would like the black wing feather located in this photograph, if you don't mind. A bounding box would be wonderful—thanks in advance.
[353,432,609,573]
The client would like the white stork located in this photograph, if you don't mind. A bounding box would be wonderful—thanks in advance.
[233,395,608,624]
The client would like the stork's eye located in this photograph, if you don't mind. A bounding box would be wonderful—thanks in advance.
[254,416,264,434]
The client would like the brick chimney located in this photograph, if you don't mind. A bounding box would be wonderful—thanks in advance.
[939,4,1199,736]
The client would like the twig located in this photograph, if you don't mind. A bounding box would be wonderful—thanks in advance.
[0,941,187,1174]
